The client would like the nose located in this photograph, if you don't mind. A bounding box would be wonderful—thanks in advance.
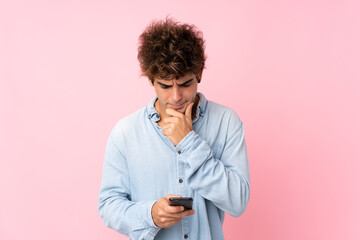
[171,85,183,103]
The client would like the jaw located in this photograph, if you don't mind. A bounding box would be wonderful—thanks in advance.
[155,94,199,117]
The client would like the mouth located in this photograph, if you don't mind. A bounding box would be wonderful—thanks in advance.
[168,103,186,110]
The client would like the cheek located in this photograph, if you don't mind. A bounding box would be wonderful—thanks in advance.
[186,86,197,99]
[155,90,170,102]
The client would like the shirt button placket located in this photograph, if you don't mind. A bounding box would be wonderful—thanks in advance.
[177,149,185,199]
[177,150,190,240]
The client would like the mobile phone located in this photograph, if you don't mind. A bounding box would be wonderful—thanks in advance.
[169,197,193,210]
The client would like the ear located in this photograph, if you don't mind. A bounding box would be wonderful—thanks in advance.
[196,71,203,83]
[148,78,154,86]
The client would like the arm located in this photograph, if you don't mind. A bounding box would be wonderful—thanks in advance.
[176,116,250,217]
[98,133,160,239]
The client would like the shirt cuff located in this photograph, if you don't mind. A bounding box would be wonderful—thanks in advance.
[144,200,161,237]
[176,130,201,154]
[175,130,214,172]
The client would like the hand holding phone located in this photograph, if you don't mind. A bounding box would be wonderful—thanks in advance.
[151,195,195,228]
[169,197,193,210]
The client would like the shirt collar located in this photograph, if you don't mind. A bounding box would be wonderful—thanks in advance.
[146,92,207,121]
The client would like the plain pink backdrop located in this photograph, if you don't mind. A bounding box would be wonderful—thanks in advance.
[1,0,359,239]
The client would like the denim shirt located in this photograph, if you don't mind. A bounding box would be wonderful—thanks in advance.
[98,93,250,240]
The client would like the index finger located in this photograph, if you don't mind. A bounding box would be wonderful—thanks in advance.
[165,205,185,213]
[165,108,184,117]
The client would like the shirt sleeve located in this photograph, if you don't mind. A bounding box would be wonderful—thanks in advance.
[175,113,250,217]
[98,132,161,239]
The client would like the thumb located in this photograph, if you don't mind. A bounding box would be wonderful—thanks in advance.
[185,102,194,127]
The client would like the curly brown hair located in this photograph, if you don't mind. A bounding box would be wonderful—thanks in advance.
[137,18,206,83]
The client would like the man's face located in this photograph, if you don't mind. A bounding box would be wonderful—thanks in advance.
[150,73,198,115]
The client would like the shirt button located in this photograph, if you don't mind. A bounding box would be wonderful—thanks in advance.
[184,234,188,239]
[179,179,183,183]
[177,151,181,154]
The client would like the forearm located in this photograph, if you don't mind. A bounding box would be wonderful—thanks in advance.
[98,134,160,239]
[98,191,159,238]
[176,129,250,217]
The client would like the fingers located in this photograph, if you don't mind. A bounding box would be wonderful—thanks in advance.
[152,194,195,228]
[161,209,195,222]
[165,194,184,213]
[155,210,195,228]
[160,206,195,218]
[164,117,177,123]
[163,114,183,125]
[166,205,185,213]
[185,102,194,129]
[165,107,183,117]
[180,209,195,217]
[165,102,193,117]
[185,102,194,119]
[164,209,195,219]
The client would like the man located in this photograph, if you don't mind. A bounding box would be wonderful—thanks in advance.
[98,18,250,240]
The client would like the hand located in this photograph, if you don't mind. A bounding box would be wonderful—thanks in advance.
[151,194,195,228]
[162,102,194,146]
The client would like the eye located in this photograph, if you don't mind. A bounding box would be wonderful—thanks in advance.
[179,79,193,88]
[160,85,171,89]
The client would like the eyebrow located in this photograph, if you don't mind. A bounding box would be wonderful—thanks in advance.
[157,78,194,87]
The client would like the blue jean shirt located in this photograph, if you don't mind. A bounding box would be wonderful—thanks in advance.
[98,93,250,240]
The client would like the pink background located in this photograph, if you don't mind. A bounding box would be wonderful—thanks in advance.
[1,0,359,239]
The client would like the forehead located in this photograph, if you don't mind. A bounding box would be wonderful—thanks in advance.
[155,73,195,84]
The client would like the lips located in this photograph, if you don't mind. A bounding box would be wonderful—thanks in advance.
[168,103,185,110]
